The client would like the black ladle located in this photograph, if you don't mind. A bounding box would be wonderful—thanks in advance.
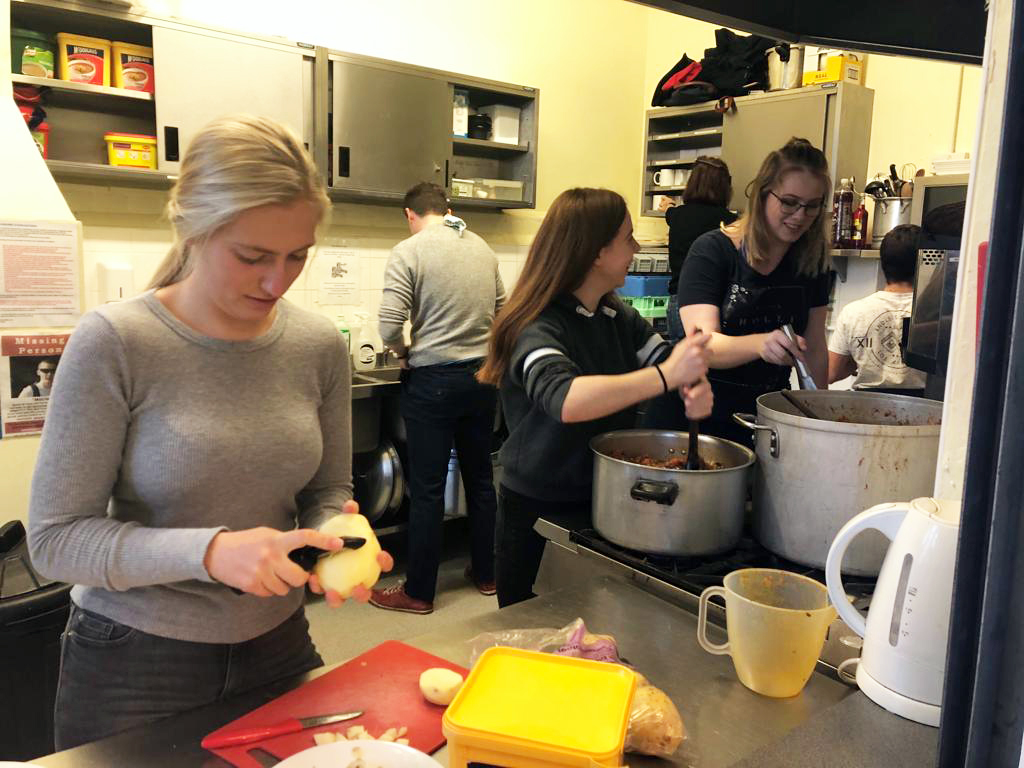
[686,328,704,471]
[781,389,823,420]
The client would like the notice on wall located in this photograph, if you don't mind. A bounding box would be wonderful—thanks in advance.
[314,247,361,306]
[0,220,82,327]
[0,333,70,437]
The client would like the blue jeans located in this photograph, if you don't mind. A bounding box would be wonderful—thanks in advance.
[54,604,322,750]
[401,361,497,603]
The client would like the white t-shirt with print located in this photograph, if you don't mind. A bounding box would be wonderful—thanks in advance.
[828,291,927,390]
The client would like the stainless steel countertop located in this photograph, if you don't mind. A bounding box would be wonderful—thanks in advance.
[31,576,937,768]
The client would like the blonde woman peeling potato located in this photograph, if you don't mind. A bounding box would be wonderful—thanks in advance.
[27,116,392,750]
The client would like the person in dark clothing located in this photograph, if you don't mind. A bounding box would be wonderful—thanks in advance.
[678,138,833,444]
[477,188,713,608]
[663,156,738,341]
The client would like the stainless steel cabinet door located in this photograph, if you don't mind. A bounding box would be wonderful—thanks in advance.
[152,27,306,173]
[720,90,829,213]
[331,59,448,197]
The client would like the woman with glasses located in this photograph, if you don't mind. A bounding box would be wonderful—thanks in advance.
[677,137,832,443]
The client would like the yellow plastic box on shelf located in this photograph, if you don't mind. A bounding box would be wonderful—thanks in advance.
[104,132,157,169]
[802,54,863,86]
[57,33,111,86]
[443,647,637,768]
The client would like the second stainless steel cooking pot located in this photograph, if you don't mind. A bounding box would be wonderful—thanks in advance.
[733,391,942,576]
[871,196,912,246]
[590,430,755,556]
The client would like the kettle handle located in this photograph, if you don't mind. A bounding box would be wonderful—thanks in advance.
[825,502,911,636]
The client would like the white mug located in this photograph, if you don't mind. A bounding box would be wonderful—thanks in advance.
[654,168,681,187]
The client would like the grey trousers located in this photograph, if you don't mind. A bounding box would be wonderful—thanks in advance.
[54,603,322,750]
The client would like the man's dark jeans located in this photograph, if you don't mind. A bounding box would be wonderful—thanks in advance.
[400,361,497,603]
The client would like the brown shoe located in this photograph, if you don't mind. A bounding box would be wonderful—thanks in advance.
[465,565,497,596]
[369,582,433,614]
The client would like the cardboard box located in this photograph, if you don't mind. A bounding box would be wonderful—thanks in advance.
[802,55,864,86]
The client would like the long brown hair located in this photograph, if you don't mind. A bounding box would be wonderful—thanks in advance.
[725,137,830,277]
[477,188,627,386]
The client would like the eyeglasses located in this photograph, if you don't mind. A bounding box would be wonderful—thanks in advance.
[768,190,824,217]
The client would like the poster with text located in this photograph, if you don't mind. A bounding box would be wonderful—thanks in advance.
[0,220,82,327]
[1,333,69,436]
[314,247,361,306]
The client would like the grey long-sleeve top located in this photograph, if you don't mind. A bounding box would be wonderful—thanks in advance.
[27,292,353,643]
[378,222,505,367]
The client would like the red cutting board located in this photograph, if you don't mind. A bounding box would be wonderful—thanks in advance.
[204,640,468,768]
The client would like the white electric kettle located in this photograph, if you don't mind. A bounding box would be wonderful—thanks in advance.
[825,496,961,727]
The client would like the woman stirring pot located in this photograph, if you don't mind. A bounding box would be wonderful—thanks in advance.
[677,138,832,443]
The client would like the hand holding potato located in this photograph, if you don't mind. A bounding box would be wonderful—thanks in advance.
[308,500,394,607]
[204,526,343,597]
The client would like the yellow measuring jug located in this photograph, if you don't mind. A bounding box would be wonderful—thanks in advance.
[697,568,836,698]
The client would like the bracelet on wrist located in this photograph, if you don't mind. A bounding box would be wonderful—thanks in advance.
[653,363,668,393]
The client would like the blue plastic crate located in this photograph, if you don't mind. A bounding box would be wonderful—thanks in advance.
[618,275,671,298]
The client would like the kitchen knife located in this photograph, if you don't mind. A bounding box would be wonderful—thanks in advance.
[229,537,367,595]
[780,324,817,390]
[201,710,363,749]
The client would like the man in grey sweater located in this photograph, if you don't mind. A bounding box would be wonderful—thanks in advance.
[372,182,505,613]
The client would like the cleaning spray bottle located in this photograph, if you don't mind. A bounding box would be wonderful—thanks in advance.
[351,310,378,371]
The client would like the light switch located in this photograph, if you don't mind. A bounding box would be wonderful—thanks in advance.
[97,262,135,303]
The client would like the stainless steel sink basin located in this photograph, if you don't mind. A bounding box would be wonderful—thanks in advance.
[358,367,402,383]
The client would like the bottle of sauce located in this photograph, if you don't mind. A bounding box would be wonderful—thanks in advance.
[851,197,868,249]
[837,178,855,248]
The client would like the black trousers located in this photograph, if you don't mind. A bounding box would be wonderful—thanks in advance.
[401,361,497,603]
[495,485,590,608]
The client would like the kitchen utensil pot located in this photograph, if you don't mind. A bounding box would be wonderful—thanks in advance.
[871,197,912,247]
[733,391,942,576]
[590,430,754,556]
[767,44,804,90]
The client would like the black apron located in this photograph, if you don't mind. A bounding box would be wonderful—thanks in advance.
[704,244,809,444]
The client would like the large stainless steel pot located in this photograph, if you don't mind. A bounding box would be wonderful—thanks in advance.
[590,430,755,556]
[733,391,942,576]
[767,44,804,90]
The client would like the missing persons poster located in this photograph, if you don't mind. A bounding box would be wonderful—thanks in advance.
[0,333,69,436]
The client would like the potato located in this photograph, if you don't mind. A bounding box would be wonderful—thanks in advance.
[314,514,383,597]
[419,667,464,705]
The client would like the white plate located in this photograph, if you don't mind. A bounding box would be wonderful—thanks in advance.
[275,739,441,768]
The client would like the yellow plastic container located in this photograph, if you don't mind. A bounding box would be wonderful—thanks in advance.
[104,133,157,170]
[802,54,863,86]
[111,41,154,93]
[443,647,637,768]
[57,33,111,87]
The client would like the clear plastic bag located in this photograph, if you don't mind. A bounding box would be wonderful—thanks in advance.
[467,617,621,666]
[466,619,685,757]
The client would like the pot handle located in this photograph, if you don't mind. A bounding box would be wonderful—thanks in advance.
[732,412,779,458]
[697,586,730,655]
[630,479,678,505]
[824,502,911,637]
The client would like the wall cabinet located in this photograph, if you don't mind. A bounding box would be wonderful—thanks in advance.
[642,83,874,217]
[11,0,539,208]
[328,57,450,200]
[152,27,309,174]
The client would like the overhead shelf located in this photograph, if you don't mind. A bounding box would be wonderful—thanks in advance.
[649,126,723,142]
[46,160,175,189]
[13,74,153,102]
[452,137,530,156]
[831,248,881,259]
[451,197,532,210]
